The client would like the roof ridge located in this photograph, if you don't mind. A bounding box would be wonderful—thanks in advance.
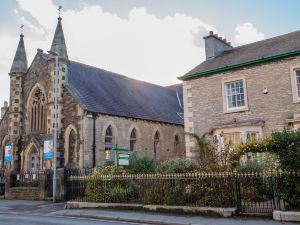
[70,60,175,91]
[231,29,300,51]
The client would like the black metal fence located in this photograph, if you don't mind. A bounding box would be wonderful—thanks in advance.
[65,170,300,214]
[11,171,40,187]
[44,170,53,197]
[0,170,5,195]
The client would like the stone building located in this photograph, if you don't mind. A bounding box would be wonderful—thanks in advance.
[0,15,184,171]
[179,30,300,159]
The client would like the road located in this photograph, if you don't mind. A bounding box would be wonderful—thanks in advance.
[0,213,150,225]
[0,200,294,225]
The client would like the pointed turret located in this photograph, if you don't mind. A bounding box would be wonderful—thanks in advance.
[50,17,68,59]
[10,34,28,74]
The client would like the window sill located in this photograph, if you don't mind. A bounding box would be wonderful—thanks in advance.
[292,99,300,104]
[223,107,249,114]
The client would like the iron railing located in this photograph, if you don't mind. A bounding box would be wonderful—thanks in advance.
[0,169,5,195]
[44,169,53,197]
[11,171,40,187]
[65,170,300,213]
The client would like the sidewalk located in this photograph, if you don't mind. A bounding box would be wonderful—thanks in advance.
[50,208,293,225]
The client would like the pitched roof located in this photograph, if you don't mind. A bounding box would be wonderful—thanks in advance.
[181,30,300,79]
[66,61,184,125]
[10,34,28,74]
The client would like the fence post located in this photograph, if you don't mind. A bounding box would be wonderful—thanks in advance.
[38,170,46,200]
[234,172,241,212]
[4,170,15,199]
[56,168,65,201]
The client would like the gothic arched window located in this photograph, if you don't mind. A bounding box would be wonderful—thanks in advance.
[69,129,77,163]
[174,134,180,153]
[130,128,137,151]
[104,126,114,161]
[28,147,39,171]
[154,131,160,160]
[30,87,46,132]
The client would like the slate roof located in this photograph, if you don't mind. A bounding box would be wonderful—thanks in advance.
[66,61,184,125]
[183,30,300,78]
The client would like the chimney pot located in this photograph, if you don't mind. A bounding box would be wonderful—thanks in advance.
[209,31,214,36]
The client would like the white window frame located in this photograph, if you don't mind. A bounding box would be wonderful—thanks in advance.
[290,66,300,103]
[222,76,249,113]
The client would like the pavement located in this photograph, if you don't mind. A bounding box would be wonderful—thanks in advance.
[0,200,295,225]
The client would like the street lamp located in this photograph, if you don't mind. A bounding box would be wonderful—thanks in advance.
[47,50,59,203]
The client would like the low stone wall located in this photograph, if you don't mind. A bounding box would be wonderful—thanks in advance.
[4,169,66,201]
[6,187,40,200]
[273,210,300,222]
[66,201,237,217]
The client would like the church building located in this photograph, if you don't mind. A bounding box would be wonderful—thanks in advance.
[0,14,184,171]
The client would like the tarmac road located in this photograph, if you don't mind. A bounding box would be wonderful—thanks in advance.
[0,212,151,225]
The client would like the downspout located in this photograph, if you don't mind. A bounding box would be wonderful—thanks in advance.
[92,113,97,168]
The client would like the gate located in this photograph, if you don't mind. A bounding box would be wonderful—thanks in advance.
[236,173,276,214]
[65,168,93,201]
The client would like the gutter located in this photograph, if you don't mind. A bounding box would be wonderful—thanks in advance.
[92,113,97,168]
[178,50,300,81]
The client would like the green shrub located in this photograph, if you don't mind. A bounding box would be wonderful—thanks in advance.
[127,154,157,174]
[85,170,137,203]
[158,157,199,173]
[236,160,265,173]
[234,129,300,171]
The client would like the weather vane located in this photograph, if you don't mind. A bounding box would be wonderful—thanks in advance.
[20,24,24,35]
[58,5,62,18]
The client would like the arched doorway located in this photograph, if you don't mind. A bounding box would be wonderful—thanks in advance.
[64,124,79,168]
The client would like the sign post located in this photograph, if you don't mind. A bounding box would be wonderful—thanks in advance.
[113,144,131,168]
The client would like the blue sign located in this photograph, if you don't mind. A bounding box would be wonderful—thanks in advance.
[44,140,53,160]
[4,144,13,163]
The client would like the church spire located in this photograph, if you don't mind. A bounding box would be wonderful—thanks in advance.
[10,25,28,74]
[50,6,68,60]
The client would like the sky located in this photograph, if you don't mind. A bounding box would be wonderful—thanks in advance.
[0,0,300,109]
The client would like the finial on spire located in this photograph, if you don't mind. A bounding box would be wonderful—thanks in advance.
[58,5,62,19]
[20,24,24,37]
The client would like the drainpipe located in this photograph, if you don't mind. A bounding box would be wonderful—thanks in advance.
[92,113,97,168]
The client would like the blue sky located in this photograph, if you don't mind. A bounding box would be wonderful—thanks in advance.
[0,0,300,109]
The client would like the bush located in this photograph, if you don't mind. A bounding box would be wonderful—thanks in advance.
[85,170,137,203]
[127,154,157,174]
[236,160,264,173]
[158,157,199,173]
[235,129,300,171]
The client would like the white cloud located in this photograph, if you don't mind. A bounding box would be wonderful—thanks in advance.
[0,0,217,108]
[234,22,265,45]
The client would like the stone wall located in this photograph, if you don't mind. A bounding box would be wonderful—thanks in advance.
[7,187,40,200]
[183,56,300,158]
[22,51,50,134]
[61,87,84,167]
[82,114,185,168]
